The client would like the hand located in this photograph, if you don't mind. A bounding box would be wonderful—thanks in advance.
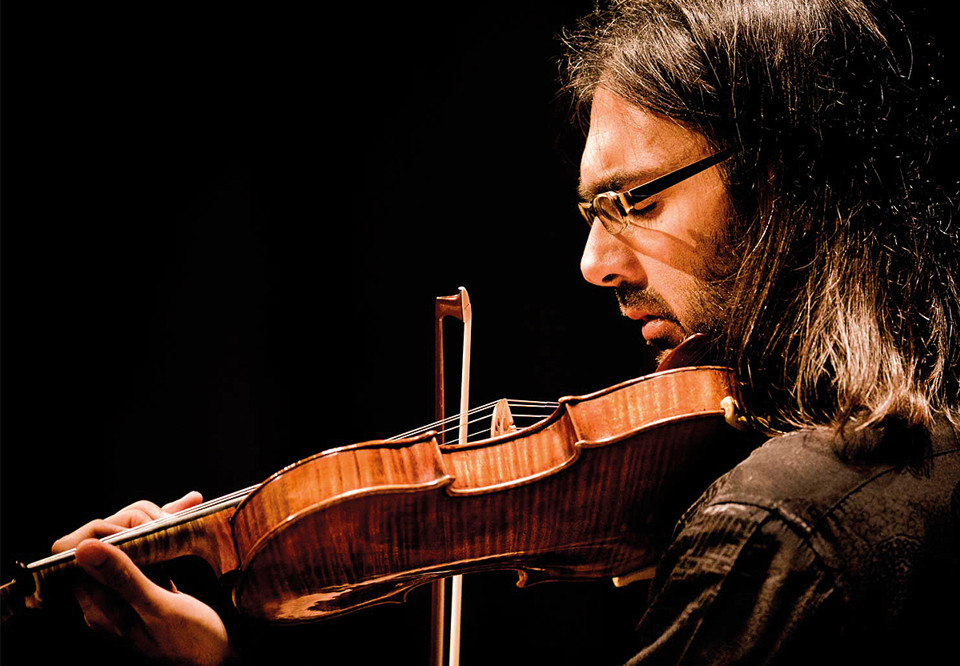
[52,492,234,665]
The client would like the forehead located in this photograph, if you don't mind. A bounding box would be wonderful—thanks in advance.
[580,88,711,197]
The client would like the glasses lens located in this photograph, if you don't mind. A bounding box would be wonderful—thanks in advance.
[594,195,628,235]
[578,202,594,226]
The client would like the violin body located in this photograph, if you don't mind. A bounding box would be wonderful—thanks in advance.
[4,365,756,626]
[230,365,751,622]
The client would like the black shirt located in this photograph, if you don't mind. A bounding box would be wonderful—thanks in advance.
[627,419,960,665]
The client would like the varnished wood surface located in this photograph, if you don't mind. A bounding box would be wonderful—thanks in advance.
[229,367,750,622]
[20,505,240,614]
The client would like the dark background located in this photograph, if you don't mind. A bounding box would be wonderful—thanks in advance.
[2,2,956,664]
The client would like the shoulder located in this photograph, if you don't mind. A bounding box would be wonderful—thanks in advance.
[674,421,960,630]
[639,420,960,660]
[698,420,960,548]
[683,421,960,582]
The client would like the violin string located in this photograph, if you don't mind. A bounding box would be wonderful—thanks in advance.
[413,401,559,442]
[35,399,560,569]
[387,400,506,440]
[28,487,261,569]
[387,399,557,441]
[135,400,558,539]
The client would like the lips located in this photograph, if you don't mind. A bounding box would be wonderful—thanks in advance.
[615,287,686,350]
[640,318,686,350]
[621,308,686,350]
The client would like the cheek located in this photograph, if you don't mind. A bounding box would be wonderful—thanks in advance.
[674,189,730,271]
[625,218,719,279]
[651,260,704,305]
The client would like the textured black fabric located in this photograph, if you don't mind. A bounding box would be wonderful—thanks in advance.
[626,420,960,665]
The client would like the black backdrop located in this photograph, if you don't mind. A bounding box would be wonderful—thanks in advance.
[2,3,956,664]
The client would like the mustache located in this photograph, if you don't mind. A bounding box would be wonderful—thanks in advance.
[615,286,679,323]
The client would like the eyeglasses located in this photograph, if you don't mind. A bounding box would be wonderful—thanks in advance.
[578,148,733,235]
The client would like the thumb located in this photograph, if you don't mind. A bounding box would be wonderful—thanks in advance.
[74,539,163,613]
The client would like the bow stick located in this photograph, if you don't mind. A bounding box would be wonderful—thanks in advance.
[433,287,472,666]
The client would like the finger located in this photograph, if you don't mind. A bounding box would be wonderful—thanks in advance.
[53,519,127,553]
[74,539,166,617]
[161,490,203,515]
[108,500,166,524]
[51,495,202,554]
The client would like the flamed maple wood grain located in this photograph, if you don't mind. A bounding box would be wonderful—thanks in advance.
[229,366,751,622]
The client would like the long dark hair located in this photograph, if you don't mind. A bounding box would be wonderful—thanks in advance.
[563,0,959,452]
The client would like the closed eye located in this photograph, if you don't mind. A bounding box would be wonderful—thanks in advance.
[629,200,658,219]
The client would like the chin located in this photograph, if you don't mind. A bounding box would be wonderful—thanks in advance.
[646,334,676,350]
[647,339,676,368]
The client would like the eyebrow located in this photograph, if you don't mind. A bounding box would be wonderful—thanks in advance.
[577,166,664,201]
[578,149,733,202]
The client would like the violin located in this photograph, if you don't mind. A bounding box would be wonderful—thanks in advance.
[1,345,757,626]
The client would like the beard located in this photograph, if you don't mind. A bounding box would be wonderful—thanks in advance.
[615,274,731,363]
[615,211,741,364]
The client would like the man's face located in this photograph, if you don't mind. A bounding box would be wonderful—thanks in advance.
[579,87,734,356]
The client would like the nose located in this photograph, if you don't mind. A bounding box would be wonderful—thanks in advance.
[580,220,646,288]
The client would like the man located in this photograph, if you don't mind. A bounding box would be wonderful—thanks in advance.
[564,0,960,662]
[50,0,960,663]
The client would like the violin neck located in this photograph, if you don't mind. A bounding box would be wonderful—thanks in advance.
[5,494,245,620]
